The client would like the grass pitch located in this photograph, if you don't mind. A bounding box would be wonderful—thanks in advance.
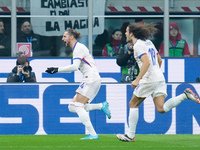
[0,134,199,150]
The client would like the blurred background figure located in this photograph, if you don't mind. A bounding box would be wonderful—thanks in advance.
[151,22,163,51]
[59,45,73,57]
[116,21,144,82]
[159,22,190,57]
[7,56,36,82]
[117,42,139,82]
[93,29,109,57]
[0,19,11,56]
[102,29,123,57]
[120,22,130,45]
[17,20,42,57]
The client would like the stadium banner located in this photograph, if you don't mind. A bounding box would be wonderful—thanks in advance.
[0,57,200,83]
[30,0,105,36]
[0,83,199,135]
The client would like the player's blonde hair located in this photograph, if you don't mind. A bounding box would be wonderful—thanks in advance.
[66,28,82,39]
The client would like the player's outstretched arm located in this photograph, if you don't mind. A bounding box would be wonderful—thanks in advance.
[45,59,81,74]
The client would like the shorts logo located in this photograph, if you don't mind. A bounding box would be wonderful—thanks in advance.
[135,84,140,91]
[79,82,85,88]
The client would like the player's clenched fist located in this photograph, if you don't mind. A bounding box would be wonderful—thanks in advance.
[45,67,58,74]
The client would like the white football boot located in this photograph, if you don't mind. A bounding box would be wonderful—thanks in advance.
[116,134,135,142]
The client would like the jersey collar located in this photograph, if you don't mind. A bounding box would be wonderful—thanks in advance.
[73,41,78,52]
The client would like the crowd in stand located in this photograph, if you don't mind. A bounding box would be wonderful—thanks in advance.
[0,19,194,83]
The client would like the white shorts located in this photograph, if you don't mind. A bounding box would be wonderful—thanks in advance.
[76,79,101,103]
[133,81,167,99]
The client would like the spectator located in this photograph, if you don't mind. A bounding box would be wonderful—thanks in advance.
[7,56,36,82]
[151,22,163,51]
[93,29,109,56]
[159,22,190,57]
[102,29,123,57]
[117,21,145,82]
[0,19,11,56]
[17,20,41,57]
[117,42,139,82]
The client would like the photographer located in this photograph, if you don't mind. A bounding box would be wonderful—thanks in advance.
[117,43,139,82]
[7,56,36,82]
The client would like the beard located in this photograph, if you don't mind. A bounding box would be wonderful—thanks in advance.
[65,40,71,47]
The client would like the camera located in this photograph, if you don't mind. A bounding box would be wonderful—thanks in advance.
[23,66,29,72]
[128,48,133,52]
[127,43,134,52]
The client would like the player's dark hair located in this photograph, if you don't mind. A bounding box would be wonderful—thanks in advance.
[66,28,81,39]
[128,23,157,41]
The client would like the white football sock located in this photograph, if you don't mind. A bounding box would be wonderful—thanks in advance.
[127,108,138,139]
[84,103,102,112]
[75,102,97,136]
[163,93,187,112]
[68,102,76,113]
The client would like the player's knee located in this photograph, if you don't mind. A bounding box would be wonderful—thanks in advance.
[84,104,89,112]
[68,102,76,113]
[156,107,165,114]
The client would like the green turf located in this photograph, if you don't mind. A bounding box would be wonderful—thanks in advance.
[0,134,199,150]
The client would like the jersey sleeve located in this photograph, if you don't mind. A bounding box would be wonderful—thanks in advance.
[73,44,85,61]
[58,59,81,72]
[134,44,146,59]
